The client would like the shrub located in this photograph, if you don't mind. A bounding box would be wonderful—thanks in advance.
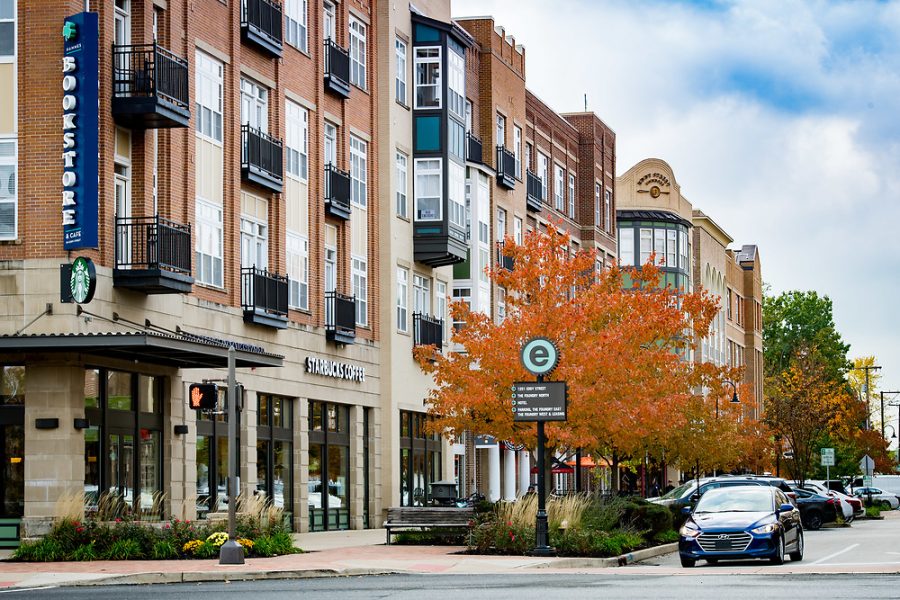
[866,505,882,518]
[104,538,143,560]
[619,499,673,540]
[151,540,180,560]
[192,541,218,559]
[71,542,99,561]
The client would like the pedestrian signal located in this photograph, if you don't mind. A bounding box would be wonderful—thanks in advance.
[189,383,217,411]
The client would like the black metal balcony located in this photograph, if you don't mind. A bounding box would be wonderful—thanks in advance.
[113,216,193,293]
[466,133,483,164]
[112,43,190,129]
[241,266,289,329]
[324,164,351,220]
[241,0,283,57]
[496,242,515,271]
[242,124,284,193]
[413,313,443,350]
[324,39,351,99]
[496,145,516,189]
[325,292,356,345]
[526,170,543,212]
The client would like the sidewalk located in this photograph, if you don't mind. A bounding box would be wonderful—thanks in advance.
[0,529,676,590]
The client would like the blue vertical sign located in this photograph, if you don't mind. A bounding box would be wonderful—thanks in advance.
[62,12,99,250]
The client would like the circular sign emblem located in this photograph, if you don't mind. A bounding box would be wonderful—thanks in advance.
[520,337,559,376]
[70,256,96,304]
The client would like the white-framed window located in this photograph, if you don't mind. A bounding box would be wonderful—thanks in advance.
[324,121,337,166]
[594,182,601,227]
[240,214,268,270]
[525,143,532,173]
[323,0,335,42]
[513,126,522,177]
[567,172,576,218]
[618,227,634,267]
[679,230,688,270]
[397,267,409,333]
[435,280,447,343]
[349,17,367,89]
[413,273,431,315]
[452,287,471,331]
[352,255,368,326]
[514,217,523,245]
[448,162,466,230]
[639,228,652,265]
[448,47,465,119]
[395,151,408,218]
[666,229,677,268]
[0,0,15,61]
[350,135,367,208]
[537,153,548,200]
[395,38,407,104]
[195,198,223,287]
[285,0,308,53]
[415,158,441,221]
[285,100,308,180]
[496,208,506,243]
[605,188,612,233]
[0,139,16,240]
[240,77,268,132]
[496,113,505,147]
[414,47,441,109]
[465,100,472,132]
[195,51,223,142]
[554,165,565,212]
[324,226,337,294]
[497,287,506,323]
[654,228,666,265]
[286,231,309,310]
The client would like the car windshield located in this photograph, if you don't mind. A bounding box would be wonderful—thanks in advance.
[661,481,695,499]
[694,488,773,513]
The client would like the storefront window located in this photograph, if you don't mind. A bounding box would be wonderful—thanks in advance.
[308,401,349,531]
[0,366,24,405]
[0,366,24,520]
[399,410,443,507]
[195,386,239,518]
[107,371,133,411]
[257,394,292,524]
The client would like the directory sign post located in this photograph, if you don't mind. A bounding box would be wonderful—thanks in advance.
[511,382,567,422]
[821,447,835,485]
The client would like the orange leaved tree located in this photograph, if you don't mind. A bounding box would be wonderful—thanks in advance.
[415,221,742,479]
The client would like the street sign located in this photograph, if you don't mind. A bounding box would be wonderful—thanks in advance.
[860,454,875,477]
[189,383,218,410]
[512,381,567,422]
[520,337,559,377]
[821,447,835,467]
[864,475,874,487]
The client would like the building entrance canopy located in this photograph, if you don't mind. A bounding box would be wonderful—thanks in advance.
[0,332,284,369]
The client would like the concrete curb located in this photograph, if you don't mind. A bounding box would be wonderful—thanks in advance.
[535,542,678,569]
[66,567,407,588]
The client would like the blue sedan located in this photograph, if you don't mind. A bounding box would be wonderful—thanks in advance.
[678,485,804,567]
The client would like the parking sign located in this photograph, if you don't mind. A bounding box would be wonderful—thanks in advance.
[820,447,835,467]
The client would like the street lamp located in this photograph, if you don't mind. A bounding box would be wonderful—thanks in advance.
[880,391,900,439]
[884,424,897,440]
[716,380,740,418]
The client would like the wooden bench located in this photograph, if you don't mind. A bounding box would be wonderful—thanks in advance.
[383,507,475,545]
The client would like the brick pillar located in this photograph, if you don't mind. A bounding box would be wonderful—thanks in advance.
[295,397,309,533]
[22,364,85,538]
[349,404,365,529]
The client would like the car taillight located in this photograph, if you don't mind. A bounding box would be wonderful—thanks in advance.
[826,498,834,505]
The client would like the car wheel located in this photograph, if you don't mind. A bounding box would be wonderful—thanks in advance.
[805,511,823,531]
[770,535,785,565]
[880,500,892,510]
[789,530,804,562]
[680,555,696,568]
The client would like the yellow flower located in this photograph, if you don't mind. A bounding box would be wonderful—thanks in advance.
[236,538,254,549]
[182,539,204,554]
[206,532,229,547]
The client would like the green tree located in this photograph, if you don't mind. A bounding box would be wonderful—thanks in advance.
[763,289,851,383]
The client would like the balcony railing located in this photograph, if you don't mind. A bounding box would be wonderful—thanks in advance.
[324,39,351,99]
[466,132,483,164]
[325,292,356,344]
[496,145,516,189]
[241,124,284,193]
[413,313,444,350]
[112,43,190,128]
[113,215,194,293]
[241,266,288,328]
[526,170,543,212]
[241,0,283,57]
[496,242,515,271]
[324,164,351,220]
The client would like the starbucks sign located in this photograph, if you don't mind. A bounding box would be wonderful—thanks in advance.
[69,256,96,304]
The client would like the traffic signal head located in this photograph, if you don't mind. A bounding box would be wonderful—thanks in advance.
[189,383,217,411]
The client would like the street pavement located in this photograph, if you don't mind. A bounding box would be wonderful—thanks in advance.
[0,511,898,593]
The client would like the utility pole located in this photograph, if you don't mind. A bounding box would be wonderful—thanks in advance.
[857,364,881,429]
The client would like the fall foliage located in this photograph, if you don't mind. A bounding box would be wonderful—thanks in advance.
[416,221,762,475]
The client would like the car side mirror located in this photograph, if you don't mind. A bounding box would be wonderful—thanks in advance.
[778,503,794,513]
[690,493,701,503]
[681,506,692,516]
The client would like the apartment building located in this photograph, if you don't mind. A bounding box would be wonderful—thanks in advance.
[455,16,617,501]
[0,0,398,541]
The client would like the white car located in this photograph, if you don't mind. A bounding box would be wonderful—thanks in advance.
[853,487,900,510]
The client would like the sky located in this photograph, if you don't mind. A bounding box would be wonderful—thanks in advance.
[453,0,900,395]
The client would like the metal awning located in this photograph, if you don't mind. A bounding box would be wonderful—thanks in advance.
[0,332,283,369]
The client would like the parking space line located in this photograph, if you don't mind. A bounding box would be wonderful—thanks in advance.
[810,543,860,565]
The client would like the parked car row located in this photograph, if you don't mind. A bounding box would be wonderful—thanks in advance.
[651,474,896,568]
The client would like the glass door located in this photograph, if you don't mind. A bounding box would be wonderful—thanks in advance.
[115,167,131,267]
[107,432,135,512]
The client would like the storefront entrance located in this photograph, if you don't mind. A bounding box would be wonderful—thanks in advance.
[0,366,25,546]
[308,401,350,531]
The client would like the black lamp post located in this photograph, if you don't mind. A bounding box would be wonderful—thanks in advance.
[717,380,741,418]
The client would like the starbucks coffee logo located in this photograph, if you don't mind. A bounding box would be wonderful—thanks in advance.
[70,256,96,304]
